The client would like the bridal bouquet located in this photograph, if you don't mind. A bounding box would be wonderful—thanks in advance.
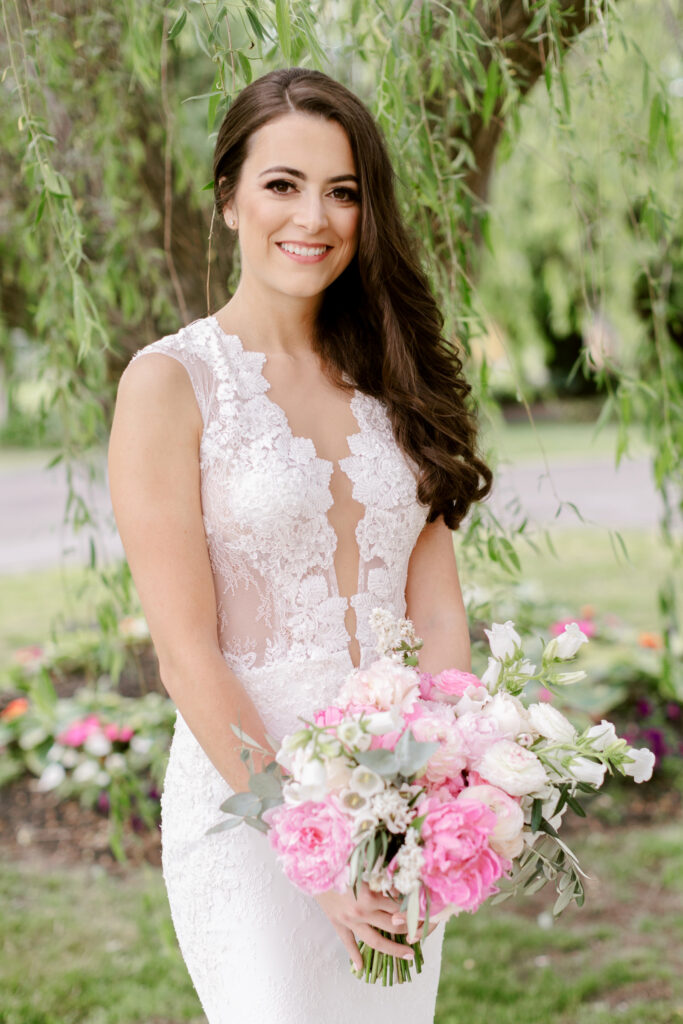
[211,610,654,985]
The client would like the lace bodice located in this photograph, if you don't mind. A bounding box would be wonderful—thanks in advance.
[133,315,428,694]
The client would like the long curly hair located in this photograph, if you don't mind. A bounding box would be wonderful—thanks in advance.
[213,68,492,528]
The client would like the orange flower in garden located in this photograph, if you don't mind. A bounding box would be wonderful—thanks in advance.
[579,605,595,620]
[1,697,29,722]
[638,632,663,649]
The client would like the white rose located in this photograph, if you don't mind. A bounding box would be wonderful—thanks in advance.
[484,621,521,660]
[35,763,66,792]
[585,720,619,752]
[553,623,589,660]
[528,703,577,744]
[477,739,548,796]
[567,756,606,788]
[363,708,403,735]
[622,747,655,783]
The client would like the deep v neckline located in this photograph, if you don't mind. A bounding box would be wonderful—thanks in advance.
[209,314,363,470]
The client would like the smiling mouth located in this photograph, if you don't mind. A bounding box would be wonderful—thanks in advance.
[276,242,331,259]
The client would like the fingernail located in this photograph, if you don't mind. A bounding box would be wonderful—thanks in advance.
[402,951,414,960]
[393,915,405,924]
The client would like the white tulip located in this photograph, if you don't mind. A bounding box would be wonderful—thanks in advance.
[484,621,522,660]
[622,747,655,783]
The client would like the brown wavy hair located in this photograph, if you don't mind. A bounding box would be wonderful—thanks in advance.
[213,68,491,528]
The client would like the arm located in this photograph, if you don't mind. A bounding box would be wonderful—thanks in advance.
[404,516,470,674]
[108,352,270,792]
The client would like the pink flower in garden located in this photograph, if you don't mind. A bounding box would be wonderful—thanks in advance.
[418,795,509,916]
[550,618,596,639]
[103,724,134,743]
[58,714,102,747]
[539,687,553,703]
[267,799,354,894]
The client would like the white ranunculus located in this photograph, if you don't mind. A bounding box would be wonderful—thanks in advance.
[477,740,548,796]
[567,756,606,788]
[528,703,577,744]
[585,720,619,752]
[622,747,655,783]
[72,759,100,784]
[484,621,521,661]
[553,623,590,660]
[35,763,66,792]
[84,731,112,758]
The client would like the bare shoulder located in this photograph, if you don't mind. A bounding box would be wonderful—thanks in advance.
[114,350,202,441]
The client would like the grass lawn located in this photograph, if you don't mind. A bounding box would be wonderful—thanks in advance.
[1,820,681,1023]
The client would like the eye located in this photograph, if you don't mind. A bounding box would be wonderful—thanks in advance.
[329,186,360,203]
[265,179,297,195]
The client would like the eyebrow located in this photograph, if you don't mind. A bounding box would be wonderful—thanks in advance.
[258,165,359,184]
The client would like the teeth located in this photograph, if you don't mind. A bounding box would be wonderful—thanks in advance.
[279,243,328,256]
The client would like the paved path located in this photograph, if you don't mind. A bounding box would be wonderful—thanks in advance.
[0,452,673,576]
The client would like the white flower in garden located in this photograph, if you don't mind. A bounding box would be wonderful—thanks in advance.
[585,720,619,752]
[73,759,100,784]
[528,703,577,744]
[18,727,47,751]
[477,739,548,797]
[61,748,79,768]
[622,747,655,783]
[84,730,112,758]
[349,765,385,798]
[481,657,502,692]
[552,623,589,660]
[46,744,65,762]
[35,763,66,792]
[96,770,110,787]
[480,692,528,739]
[484,621,521,661]
[567,756,606,788]
[105,753,127,775]
[130,735,154,756]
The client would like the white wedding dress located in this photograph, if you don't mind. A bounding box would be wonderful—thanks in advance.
[132,316,446,1023]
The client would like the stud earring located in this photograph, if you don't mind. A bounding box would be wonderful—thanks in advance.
[229,218,236,229]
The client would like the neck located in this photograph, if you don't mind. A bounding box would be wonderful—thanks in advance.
[215,277,322,356]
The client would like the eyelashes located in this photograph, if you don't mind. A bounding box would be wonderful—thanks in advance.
[264,179,360,203]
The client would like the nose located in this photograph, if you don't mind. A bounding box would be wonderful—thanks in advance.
[292,191,328,233]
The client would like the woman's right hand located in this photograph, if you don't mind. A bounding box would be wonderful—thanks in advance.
[314,882,416,971]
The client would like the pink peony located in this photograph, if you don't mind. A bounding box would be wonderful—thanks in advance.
[432,668,482,701]
[411,707,467,786]
[337,658,419,714]
[418,796,510,916]
[267,799,354,895]
[58,715,102,747]
[456,712,505,763]
[313,706,345,727]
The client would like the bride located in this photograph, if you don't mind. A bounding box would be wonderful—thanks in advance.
[108,67,491,1024]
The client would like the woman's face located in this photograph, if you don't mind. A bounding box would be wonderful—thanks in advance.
[223,112,361,302]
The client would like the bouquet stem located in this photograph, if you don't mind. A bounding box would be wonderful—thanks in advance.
[351,932,423,985]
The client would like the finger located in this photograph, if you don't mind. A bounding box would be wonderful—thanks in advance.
[354,924,416,960]
[334,922,364,972]
[360,910,409,934]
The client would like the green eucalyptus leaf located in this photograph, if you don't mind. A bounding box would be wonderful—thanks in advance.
[219,791,262,817]
[206,816,243,835]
